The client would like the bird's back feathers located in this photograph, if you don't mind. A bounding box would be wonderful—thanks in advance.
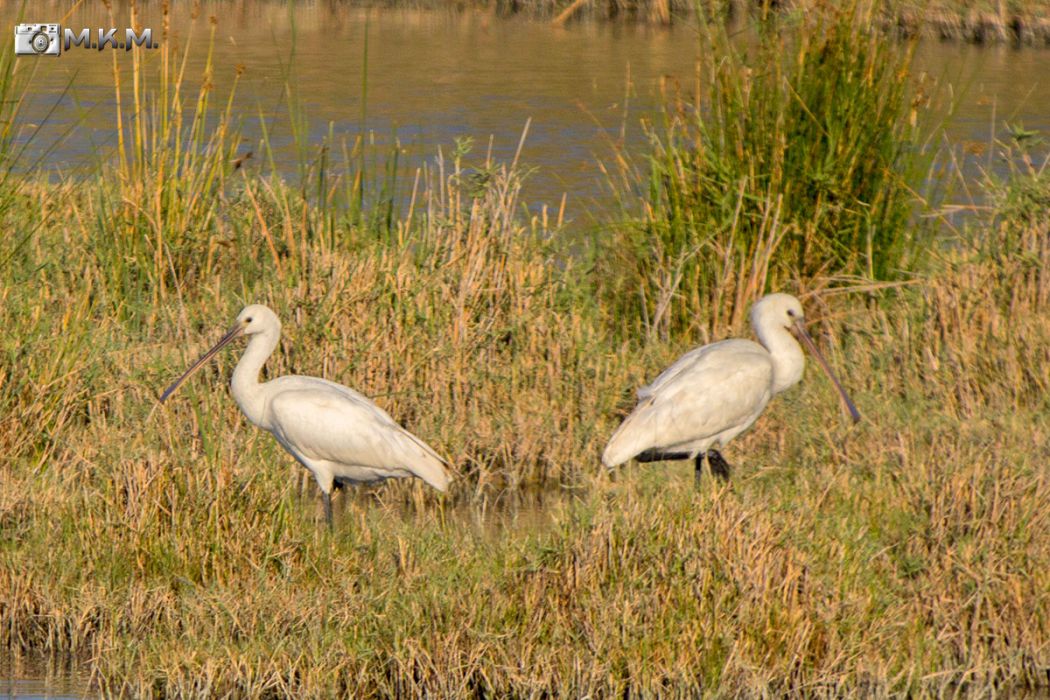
[602,339,774,467]
[266,376,451,491]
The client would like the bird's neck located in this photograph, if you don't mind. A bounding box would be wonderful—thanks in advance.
[756,325,805,395]
[230,330,279,428]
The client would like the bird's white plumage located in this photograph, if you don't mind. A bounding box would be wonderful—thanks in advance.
[266,377,450,492]
[162,304,450,526]
[602,293,857,470]
[603,339,774,467]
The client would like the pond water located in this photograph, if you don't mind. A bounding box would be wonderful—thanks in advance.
[0,679,84,700]
[0,657,87,699]
[4,2,1049,224]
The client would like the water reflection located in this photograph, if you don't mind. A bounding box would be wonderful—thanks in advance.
[3,2,1049,220]
[0,656,87,700]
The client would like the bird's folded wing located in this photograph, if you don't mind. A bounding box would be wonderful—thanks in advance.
[605,341,773,464]
[269,387,450,491]
[637,339,761,399]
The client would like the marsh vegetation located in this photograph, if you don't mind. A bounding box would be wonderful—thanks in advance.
[1,2,1049,697]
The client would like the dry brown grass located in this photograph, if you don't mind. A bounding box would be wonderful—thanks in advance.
[1,150,1049,695]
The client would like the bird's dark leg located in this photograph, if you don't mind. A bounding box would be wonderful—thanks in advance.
[636,449,691,463]
[323,491,333,531]
[707,450,731,482]
[694,454,704,489]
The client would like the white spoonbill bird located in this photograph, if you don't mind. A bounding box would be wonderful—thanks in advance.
[602,293,860,483]
[159,304,451,528]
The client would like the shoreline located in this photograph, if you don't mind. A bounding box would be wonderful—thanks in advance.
[376,0,1050,43]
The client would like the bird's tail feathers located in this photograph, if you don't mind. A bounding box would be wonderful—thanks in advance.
[405,435,453,492]
[602,422,641,469]
[415,458,452,492]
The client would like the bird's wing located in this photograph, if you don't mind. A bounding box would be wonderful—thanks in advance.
[603,339,773,467]
[267,382,450,491]
[637,340,743,399]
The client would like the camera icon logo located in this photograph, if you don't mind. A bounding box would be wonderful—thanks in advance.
[14,23,61,56]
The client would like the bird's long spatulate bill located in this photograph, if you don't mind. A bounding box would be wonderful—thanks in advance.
[793,321,862,424]
[159,324,244,403]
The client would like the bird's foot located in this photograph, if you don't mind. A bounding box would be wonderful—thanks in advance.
[707,450,731,481]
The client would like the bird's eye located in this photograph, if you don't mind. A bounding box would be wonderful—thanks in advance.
[245,317,253,323]
[786,309,796,318]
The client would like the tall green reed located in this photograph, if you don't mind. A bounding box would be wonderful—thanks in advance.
[0,25,98,464]
[600,3,929,341]
[101,3,241,313]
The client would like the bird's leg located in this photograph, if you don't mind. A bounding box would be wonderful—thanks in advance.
[706,450,731,481]
[323,491,333,531]
[694,454,705,489]
[636,449,691,463]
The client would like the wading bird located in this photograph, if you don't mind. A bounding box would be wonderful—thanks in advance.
[602,293,860,483]
[160,305,451,528]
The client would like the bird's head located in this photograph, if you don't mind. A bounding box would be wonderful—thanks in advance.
[235,304,281,336]
[750,292,861,424]
[159,303,280,403]
[750,293,805,334]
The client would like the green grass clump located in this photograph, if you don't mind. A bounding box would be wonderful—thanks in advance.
[600,3,928,341]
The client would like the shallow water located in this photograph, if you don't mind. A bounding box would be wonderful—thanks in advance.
[4,2,1049,222]
[0,680,83,700]
[0,657,88,700]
